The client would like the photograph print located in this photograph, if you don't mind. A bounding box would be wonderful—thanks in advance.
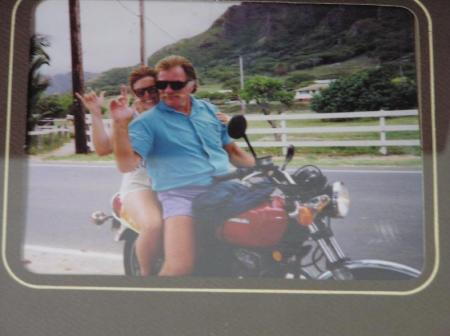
[21,0,424,283]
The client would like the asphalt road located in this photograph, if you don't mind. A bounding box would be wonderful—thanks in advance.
[22,163,424,274]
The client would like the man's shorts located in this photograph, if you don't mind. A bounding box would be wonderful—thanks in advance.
[157,186,210,220]
[119,167,152,200]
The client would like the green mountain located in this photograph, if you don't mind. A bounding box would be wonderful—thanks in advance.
[46,72,98,95]
[89,3,415,91]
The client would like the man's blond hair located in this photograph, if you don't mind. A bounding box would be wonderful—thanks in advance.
[155,55,197,87]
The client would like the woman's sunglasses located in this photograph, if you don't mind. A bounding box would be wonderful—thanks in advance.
[134,86,158,98]
[155,80,191,91]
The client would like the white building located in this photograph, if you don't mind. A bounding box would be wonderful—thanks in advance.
[294,79,335,102]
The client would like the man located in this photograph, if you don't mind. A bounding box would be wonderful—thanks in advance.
[110,55,255,277]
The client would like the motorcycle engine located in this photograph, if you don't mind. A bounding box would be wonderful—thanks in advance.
[292,165,328,201]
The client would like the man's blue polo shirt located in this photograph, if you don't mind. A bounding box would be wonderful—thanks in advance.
[128,97,232,192]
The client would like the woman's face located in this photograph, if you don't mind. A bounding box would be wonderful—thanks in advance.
[132,76,159,112]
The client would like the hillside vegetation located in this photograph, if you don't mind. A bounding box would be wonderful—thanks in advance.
[88,3,415,92]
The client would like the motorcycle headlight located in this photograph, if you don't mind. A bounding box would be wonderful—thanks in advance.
[331,181,350,217]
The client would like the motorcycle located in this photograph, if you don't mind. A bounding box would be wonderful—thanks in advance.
[91,115,420,280]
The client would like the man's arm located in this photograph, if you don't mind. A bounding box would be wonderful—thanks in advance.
[109,94,141,173]
[223,143,255,168]
[112,121,141,172]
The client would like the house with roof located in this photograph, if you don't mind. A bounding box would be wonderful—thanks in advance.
[294,79,335,102]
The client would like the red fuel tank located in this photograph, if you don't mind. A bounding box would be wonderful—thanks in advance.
[217,197,288,248]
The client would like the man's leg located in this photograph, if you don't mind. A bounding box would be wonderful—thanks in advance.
[123,189,163,276]
[158,215,195,276]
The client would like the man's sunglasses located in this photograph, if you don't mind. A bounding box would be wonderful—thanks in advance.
[134,86,158,98]
[155,80,191,91]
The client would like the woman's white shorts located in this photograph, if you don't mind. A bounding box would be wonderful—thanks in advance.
[119,167,152,200]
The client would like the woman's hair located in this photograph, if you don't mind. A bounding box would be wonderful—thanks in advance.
[128,66,157,92]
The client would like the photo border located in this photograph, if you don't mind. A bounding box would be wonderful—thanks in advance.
[1,0,438,295]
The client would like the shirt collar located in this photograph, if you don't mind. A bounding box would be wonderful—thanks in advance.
[157,96,198,115]
[158,96,200,117]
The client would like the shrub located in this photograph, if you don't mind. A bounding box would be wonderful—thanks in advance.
[310,67,417,113]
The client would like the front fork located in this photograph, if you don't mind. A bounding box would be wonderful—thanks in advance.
[308,218,354,280]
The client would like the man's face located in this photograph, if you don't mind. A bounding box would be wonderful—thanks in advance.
[132,76,158,112]
[157,66,195,112]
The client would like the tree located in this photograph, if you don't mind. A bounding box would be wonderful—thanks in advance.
[284,72,316,90]
[27,34,51,149]
[33,94,73,120]
[240,76,294,140]
[310,66,417,113]
[222,77,241,99]
[240,76,294,110]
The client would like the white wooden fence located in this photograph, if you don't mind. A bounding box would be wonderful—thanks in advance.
[239,109,420,155]
[30,110,420,155]
[28,120,72,148]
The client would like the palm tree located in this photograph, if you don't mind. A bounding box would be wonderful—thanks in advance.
[26,34,50,150]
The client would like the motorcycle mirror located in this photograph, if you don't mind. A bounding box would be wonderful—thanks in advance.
[286,145,295,161]
[227,114,257,160]
[281,145,295,170]
[227,115,247,139]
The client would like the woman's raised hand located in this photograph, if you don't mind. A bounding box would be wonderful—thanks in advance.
[75,90,105,117]
[216,111,230,125]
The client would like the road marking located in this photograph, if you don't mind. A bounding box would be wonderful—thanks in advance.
[29,163,116,169]
[321,169,422,174]
[24,244,122,260]
[29,163,422,174]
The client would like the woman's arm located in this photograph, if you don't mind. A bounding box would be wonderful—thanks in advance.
[75,91,112,156]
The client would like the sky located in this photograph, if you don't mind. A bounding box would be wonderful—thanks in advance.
[35,0,237,75]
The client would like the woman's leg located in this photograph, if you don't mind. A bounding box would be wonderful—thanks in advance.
[158,215,195,277]
[122,189,162,276]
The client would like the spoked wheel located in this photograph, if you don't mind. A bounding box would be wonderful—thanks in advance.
[317,260,421,280]
[345,267,417,280]
[123,232,164,276]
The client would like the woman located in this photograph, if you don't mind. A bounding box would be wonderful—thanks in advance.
[76,66,162,276]
[76,66,229,276]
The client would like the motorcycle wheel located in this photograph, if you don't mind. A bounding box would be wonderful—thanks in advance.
[344,267,416,280]
[123,233,164,276]
[318,259,420,280]
[123,234,140,276]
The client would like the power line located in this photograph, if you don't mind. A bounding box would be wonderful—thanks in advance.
[115,0,178,42]
[142,13,178,42]
[115,0,138,17]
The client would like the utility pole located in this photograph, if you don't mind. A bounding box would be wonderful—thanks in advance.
[69,0,88,153]
[239,55,246,113]
[139,0,146,66]
[239,56,244,89]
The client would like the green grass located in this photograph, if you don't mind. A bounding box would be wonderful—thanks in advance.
[44,152,115,162]
[197,83,224,92]
[39,150,421,168]
[277,56,380,82]
[248,145,421,157]
[277,155,422,168]
[28,133,72,155]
